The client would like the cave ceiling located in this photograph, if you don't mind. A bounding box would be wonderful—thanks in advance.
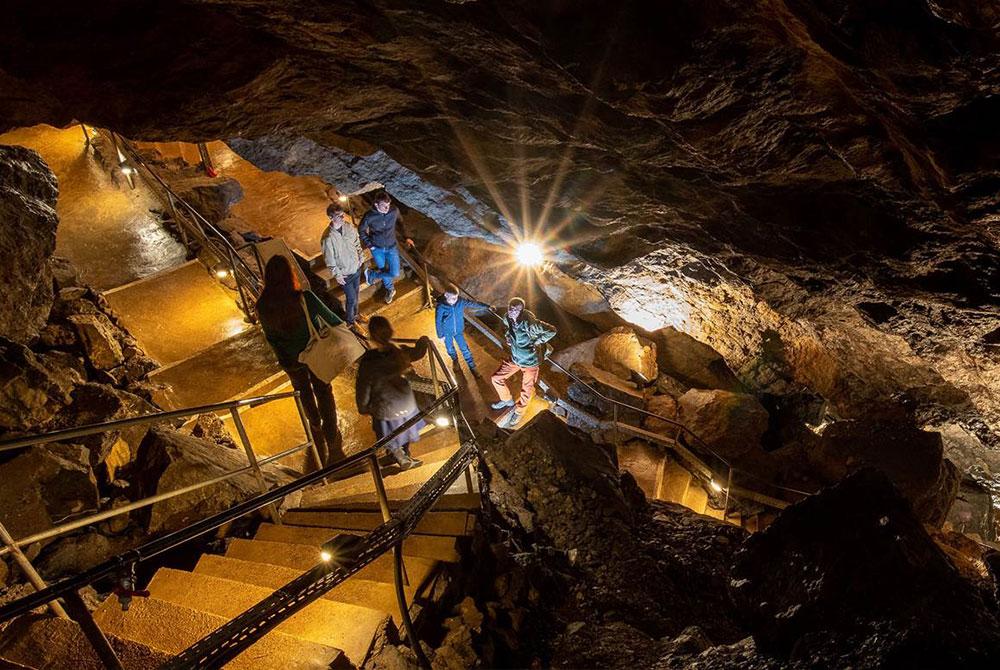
[2,1,999,446]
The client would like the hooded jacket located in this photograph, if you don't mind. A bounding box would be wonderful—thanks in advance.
[503,310,557,367]
[434,295,490,338]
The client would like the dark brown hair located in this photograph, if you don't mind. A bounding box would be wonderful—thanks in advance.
[256,255,305,334]
[326,203,346,217]
[374,191,391,205]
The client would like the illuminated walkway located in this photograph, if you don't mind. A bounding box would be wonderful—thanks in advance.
[0,125,189,290]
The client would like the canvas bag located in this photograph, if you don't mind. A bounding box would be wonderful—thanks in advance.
[297,295,365,382]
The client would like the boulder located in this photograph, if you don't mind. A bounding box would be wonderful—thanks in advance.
[56,383,157,469]
[68,312,124,370]
[0,443,98,543]
[49,255,81,290]
[642,394,679,435]
[730,469,1000,665]
[36,530,141,579]
[186,412,239,449]
[37,323,78,349]
[0,337,81,431]
[0,146,57,343]
[677,389,768,460]
[169,175,244,224]
[134,427,301,533]
[593,327,657,383]
[566,362,646,424]
[652,327,742,392]
[811,419,959,526]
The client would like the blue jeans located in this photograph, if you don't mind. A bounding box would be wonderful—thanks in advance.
[442,332,476,371]
[342,267,362,324]
[369,245,400,293]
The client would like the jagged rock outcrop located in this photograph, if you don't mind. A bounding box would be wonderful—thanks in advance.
[0,443,98,545]
[678,389,769,461]
[654,327,743,393]
[594,326,657,382]
[730,469,1000,666]
[810,417,960,527]
[0,145,57,343]
[478,411,747,667]
[0,337,82,432]
[164,175,244,225]
[134,427,301,533]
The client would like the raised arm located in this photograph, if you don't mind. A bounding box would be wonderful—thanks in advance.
[528,317,557,346]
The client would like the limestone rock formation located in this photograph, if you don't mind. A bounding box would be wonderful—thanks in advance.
[565,362,646,424]
[479,411,747,667]
[0,337,82,432]
[593,326,657,382]
[677,389,769,460]
[134,427,300,533]
[654,327,743,392]
[68,312,125,370]
[55,383,157,470]
[642,394,679,435]
[811,417,960,527]
[0,145,56,343]
[165,175,244,225]
[0,443,98,544]
[730,469,1000,666]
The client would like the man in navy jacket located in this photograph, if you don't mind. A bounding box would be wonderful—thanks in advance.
[435,283,491,378]
[359,191,413,304]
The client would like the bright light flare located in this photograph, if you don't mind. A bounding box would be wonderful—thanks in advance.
[215,268,230,279]
[320,550,333,562]
[435,416,450,427]
[514,241,544,267]
[709,480,724,493]
[337,195,349,203]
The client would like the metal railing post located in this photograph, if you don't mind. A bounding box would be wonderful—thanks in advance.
[0,521,67,619]
[293,393,324,472]
[62,590,124,670]
[226,246,252,321]
[229,408,282,525]
[80,124,91,146]
[394,543,432,670]
[367,454,393,525]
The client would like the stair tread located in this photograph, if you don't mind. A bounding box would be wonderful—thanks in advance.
[93,594,346,670]
[194,554,413,619]
[321,481,478,508]
[282,509,474,537]
[301,443,460,506]
[147,568,387,666]
[225,538,439,587]
[255,524,459,561]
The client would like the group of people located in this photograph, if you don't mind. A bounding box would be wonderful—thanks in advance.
[256,191,557,471]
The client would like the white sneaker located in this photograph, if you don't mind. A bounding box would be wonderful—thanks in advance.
[385,288,396,304]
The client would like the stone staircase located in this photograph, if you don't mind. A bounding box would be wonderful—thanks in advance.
[87,427,477,668]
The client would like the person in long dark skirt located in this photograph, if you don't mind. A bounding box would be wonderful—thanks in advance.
[355,316,428,470]
[256,254,345,467]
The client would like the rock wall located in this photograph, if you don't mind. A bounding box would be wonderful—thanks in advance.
[0,145,57,342]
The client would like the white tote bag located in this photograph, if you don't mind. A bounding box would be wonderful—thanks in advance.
[297,295,365,382]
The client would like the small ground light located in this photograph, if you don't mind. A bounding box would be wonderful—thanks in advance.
[214,266,230,279]
[435,416,450,427]
[710,480,724,493]
[337,194,349,203]
[514,241,544,267]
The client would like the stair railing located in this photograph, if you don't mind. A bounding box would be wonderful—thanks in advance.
[101,131,264,319]
[0,342,472,670]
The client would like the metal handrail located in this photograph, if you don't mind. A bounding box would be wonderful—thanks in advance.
[0,391,308,558]
[417,261,813,504]
[0,386,459,623]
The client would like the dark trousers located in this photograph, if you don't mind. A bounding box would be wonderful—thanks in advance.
[284,362,343,466]
[342,267,363,325]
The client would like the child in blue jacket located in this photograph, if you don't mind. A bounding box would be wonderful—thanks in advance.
[435,283,492,378]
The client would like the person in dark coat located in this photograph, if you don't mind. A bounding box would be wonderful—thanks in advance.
[355,316,428,470]
[256,254,345,467]
[434,283,492,378]
[358,191,413,305]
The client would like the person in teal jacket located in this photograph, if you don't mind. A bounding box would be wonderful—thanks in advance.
[434,283,492,378]
[257,254,345,467]
[490,297,557,428]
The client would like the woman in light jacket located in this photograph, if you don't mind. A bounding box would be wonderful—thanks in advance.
[355,316,428,470]
[256,254,344,467]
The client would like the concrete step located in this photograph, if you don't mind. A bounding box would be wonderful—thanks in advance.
[93,593,347,669]
[194,554,413,620]
[256,524,459,562]
[300,492,481,513]
[103,260,250,367]
[300,443,460,507]
[147,568,388,666]
[149,327,279,410]
[224,539,439,588]
[282,509,475,537]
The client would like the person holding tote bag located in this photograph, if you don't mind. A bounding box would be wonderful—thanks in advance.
[257,254,346,467]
